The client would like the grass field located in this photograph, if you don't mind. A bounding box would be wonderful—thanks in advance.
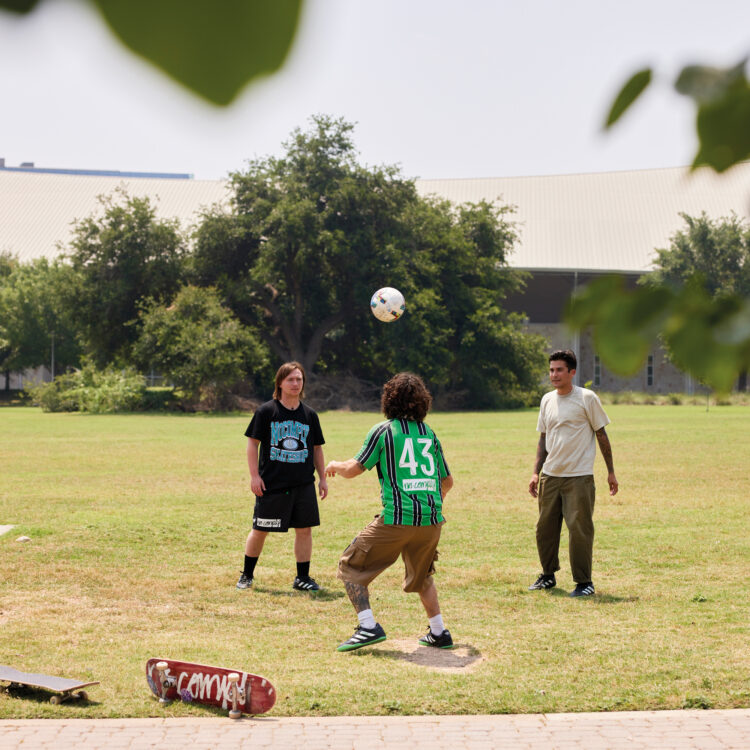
[1,405,749,718]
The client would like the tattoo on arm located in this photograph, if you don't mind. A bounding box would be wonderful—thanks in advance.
[344,581,371,613]
[534,433,548,474]
[595,427,615,473]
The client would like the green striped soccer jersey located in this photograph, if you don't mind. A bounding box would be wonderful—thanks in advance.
[355,419,450,526]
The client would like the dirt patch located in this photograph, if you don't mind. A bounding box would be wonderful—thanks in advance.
[382,639,483,673]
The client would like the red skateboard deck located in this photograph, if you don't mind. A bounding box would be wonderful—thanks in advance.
[146,658,275,717]
[0,664,98,704]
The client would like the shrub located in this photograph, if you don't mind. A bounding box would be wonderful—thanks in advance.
[27,364,148,413]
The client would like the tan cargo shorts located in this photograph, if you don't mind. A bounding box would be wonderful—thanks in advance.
[337,515,443,593]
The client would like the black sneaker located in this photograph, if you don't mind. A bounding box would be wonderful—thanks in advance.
[337,623,387,652]
[293,575,321,591]
[528,573,556,590]
[418,628,454,649]
[236,573,253,590]
[570,582,595,597]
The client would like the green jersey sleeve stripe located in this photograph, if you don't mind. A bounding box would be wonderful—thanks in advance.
[356,421,391,466]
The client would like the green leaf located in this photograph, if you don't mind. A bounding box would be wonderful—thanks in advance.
[663,284,748,392]
[691,80,750,172]
[91,0,303,106]
[604,68,652,129]
[675,59,747,104]
[0,0,40,12]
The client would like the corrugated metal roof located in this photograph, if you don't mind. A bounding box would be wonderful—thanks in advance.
[3,164,750,272]
[417,164,750,272]
[0,172,229,263]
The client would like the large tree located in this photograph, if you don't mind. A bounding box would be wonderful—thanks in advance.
[65,191,186,366]
[0,257,81,390]
[191,115,546,406]
[192,115,421,373]
[646,212,750,298]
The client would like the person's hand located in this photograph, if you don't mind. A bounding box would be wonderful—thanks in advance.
[250,474,265,496]
[529,473,539,498]
[318,476,328,500]
[608,472,619,496]
[325,461,338,477]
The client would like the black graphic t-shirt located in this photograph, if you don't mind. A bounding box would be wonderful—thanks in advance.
[244,400,325,492]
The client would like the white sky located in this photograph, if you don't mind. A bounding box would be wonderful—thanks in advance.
[1,0,749,181]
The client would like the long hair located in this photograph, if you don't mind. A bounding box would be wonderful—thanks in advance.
[381,372,432,422]
[273,361,306,400]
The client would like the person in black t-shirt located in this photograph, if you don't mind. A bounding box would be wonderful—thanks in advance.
[236,362,327,592]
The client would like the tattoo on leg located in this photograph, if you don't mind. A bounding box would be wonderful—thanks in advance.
[344,581,371,613]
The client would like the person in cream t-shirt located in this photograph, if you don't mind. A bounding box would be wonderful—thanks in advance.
[528,350,619,597]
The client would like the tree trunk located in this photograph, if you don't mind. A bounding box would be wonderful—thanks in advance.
[738,370,748,392]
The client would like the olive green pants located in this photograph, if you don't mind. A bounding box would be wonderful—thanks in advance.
[536,473,595,584]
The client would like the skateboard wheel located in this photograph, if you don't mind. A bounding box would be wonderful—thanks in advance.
[50,695,62,705]
[228,673,239,683]
[77,691,89,701]
[156,662,168,670]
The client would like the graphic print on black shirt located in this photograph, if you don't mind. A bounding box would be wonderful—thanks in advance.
[245,400,325,492]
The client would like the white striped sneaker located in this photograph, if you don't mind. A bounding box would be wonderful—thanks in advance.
[293,575,321,591]
[570,582,595,597]
[337,623,387,651]
[528,573,556,590]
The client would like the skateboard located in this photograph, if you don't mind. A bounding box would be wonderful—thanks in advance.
[0,664,98,704]
[146,658,276,719]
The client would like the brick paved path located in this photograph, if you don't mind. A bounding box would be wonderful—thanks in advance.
[1,710,749,749]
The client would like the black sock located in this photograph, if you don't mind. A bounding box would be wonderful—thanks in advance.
[244,556,258,578]
[296,561,310,579]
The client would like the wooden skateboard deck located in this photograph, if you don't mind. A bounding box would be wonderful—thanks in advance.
[0,664,98,704]
[146,658,275,718]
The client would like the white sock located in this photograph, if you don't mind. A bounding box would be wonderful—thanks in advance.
[429,613,445,635]
[357,609,377,629]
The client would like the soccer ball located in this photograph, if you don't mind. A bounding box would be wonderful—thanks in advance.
[370,287,405,322]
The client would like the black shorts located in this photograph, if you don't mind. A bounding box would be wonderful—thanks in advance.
[252,483,320,532]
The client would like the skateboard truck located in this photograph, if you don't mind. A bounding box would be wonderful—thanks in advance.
[227,673,246,720]
[155,661,176,704]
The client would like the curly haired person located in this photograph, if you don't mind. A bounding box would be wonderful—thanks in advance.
[325,372,454,651]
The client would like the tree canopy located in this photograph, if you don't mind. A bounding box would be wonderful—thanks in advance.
[134,285,268,404]
[646,212,750,298]
[0,256,80,385]
[65,192,186,367]
[191,115,545,407]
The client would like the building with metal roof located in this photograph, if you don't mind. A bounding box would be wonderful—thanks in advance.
[0,169,228,263]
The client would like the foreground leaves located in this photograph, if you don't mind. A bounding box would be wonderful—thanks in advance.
[566,276,750,392]
[605,68,652,128]
[606,55,750,173]
[0,0,303,105]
